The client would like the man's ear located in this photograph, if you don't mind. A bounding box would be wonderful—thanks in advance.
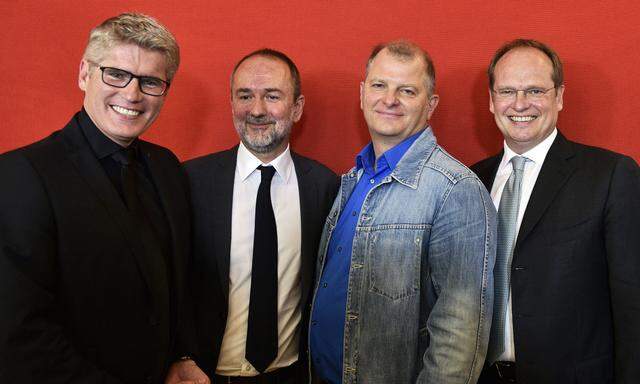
[425,94,440,120]
[555,84,565,112]
[78,59,90,91]
[292,94,305,123]
[489,88,495,114]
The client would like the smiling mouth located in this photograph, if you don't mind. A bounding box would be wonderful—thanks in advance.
[376,110,403,117]
[111,105,142,117]
[247,122,274,128]
[509,115,537,122]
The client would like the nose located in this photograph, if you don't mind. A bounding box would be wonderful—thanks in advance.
[250,97,267,116]
[382,90,399,107]
[512,90,530,111]
[122,78,143,102]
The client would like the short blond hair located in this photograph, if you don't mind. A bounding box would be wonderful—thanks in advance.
[83,13,180,81]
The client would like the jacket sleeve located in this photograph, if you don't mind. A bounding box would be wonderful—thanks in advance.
[417,176,496,384]
[0,151,123,384]
[605,156,640,384]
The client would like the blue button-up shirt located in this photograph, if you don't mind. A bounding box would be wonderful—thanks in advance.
[309,132,422,383]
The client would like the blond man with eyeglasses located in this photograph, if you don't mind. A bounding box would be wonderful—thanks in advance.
[0,13,208,384]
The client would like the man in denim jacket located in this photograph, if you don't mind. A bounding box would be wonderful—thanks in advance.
[309,40,497,384]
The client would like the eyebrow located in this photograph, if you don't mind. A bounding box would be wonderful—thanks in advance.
[235,87,284,94]
[368,78,419,89]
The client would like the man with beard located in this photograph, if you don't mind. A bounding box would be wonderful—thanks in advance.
[184,49,339,383]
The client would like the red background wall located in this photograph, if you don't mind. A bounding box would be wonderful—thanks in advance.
[2,0,639,173]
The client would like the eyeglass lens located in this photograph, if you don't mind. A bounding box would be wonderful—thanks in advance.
[101,67,167,96]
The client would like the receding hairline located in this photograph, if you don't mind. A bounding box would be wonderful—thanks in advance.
[488,38,563,90]
[230,48,301,100]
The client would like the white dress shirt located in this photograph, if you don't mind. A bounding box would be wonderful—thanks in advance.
[490,129,557,362]
[216,142,302,375]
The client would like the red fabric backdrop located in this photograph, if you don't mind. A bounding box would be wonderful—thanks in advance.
[1,0,638,172]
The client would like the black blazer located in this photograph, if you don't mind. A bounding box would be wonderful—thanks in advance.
[184,146,339,379]
[472,132,640,384]
[0,114,193,384]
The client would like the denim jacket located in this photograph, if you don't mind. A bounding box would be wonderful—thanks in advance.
[310,128,496,384]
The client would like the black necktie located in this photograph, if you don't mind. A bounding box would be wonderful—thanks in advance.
[111,147,170,256]
[245,165,278,373]
[113,147,140,212]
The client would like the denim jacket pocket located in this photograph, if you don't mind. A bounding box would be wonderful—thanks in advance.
[366,225,428,300]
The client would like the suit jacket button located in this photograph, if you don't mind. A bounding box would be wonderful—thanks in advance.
[149,315,159,326]
[145,375,153,384]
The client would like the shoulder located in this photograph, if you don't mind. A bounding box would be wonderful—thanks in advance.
[0,139,60,219]
[139,140,181,165]
[292,152,337,178]
[426,145,480,184]
[570,140,638,170]
[291,151,339,191]
[0,132,65,175]
[183,147,237,175]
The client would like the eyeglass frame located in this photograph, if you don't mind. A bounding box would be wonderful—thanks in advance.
[90,62,171,96]
[491,86,557,102]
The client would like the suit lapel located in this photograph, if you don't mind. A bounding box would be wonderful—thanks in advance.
[292,153,317,308]
[214,148,238,299]
[141,143,186,302]
[515,133,577,248]
[61,120,165,305]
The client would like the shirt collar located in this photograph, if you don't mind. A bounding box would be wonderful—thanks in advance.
[236,142,294,182]
[499,128,557,171]
[356,129,423,175]
[78,108,136,159]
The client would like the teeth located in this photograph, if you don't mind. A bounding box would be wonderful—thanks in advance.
[112,105,141,116]
[510,115,536,122]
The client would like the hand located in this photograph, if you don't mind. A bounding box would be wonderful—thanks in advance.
[164,359,210,384]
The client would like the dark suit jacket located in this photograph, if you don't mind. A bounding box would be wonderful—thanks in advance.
[472,132,640,384]
[0,113,194,384]
[184,146,339,379]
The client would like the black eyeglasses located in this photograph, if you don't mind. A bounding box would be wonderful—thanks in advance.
[98,66,170,96]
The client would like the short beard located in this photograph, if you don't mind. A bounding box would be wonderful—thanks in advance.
[234,118,291,154]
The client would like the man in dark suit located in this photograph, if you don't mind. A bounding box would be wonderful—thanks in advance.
[0,13,208,384]
[184,49,338,383]
[473,39,640,384]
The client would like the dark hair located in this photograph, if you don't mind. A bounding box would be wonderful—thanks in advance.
[366,40,436,94]
[231,48,301,99]
[488,39,563,89]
